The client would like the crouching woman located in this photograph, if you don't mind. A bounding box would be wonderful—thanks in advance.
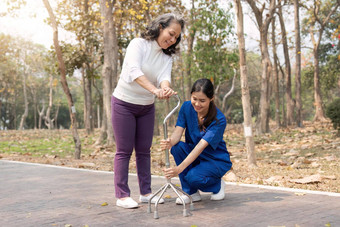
[161,78,232,204]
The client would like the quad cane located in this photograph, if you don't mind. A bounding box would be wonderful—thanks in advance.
[147,95,194,219]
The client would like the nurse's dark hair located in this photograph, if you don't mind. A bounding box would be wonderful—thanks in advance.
[141,13,185,56]
[191,78,218,130]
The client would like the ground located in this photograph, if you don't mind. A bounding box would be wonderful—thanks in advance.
[0,121,339,193]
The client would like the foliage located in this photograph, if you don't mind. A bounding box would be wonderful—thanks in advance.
[114,0,185,46]
[326,98,340,135]
[187,0,237,85]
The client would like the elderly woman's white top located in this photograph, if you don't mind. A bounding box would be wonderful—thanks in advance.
[112,38,173,105]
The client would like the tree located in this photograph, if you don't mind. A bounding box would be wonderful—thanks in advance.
[56,0,104,134]
[271,17,281,127]
[42,0,82,159]
[44,74,54,129]
[98,0,118,146]
[246,0,276,134]
[294,0,303,127]
[302,0,339,121]
[18,54,29,130]
[183,0,196,101]
[186,0,236,104]
[234,0,257,168]
[277,0,294,126]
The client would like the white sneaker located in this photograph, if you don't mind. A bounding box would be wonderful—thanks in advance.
[139,194,165,204]
[116,197,139,209]
[176,191,201,204]
[210,179,225,201]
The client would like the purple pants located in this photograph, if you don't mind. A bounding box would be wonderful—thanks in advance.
[111,96,155,198]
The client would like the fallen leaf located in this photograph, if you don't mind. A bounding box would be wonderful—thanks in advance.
[290,174,322,184]
[295,192,306,196]
[323,175,337,180]
[101,202,108,206]
[264,176,284,184]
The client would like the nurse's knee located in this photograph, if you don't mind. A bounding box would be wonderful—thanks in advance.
[184,172,206,188]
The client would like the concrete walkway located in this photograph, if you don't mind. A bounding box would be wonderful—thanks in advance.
[0,160,339,227]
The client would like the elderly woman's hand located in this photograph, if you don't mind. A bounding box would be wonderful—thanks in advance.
[162,87,177,98]
[152,88,166,99]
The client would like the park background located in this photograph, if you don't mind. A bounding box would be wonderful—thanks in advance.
[0,0,339,193]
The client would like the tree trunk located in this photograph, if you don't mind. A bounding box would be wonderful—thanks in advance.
[271,17,281,128]
[38,100,45,129]
[279,67,287,126]
[82,65,94,134]
[309,1,339,121]
[43,0,82,159]
[221,72,236,112]
[31,88,37,129]
[294,0,303,127]
[278,2,294,125]
[44,75,53,130]
[97,104,101,129]
[95,107,107,146]
[52,104,60,129]
[257,31,271,134]
[246,0,276,134]
[234,0,257,168]
[312,46,326,121]
[83,0,94,134]
[185,0,196,101]
[310,25,326,122]
[99,0,118,146]
[19,70,28,130]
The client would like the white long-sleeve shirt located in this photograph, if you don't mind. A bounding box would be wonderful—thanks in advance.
[113,38,173,105]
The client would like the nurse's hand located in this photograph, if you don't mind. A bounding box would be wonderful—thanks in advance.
[160,138,172,150]
[163,166,181,179]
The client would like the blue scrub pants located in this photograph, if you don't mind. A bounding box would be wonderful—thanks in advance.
[170,141,222,195]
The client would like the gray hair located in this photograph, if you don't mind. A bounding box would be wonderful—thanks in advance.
[141,13,185,56]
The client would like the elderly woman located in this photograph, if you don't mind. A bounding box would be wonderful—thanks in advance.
[111,13,185,209]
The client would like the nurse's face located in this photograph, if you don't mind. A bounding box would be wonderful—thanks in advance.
[156,21,182,49]
[191,91,213,116]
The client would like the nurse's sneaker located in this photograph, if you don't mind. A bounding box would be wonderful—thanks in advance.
[116,197,139,209]
[139,194,165,204]
[210,179,225,201]
[176,191,201,204]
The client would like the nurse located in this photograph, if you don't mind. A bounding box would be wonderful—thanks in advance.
[161,78,232,204]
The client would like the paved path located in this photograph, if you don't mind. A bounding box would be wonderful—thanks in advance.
[0,160,339,227]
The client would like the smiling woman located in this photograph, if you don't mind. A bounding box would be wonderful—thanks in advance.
[111,13,185,209]
[160,78,232,204]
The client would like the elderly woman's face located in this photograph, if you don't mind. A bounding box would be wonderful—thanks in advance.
[156,21,181,49]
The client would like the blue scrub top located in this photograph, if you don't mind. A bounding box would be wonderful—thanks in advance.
[176,101,232,175]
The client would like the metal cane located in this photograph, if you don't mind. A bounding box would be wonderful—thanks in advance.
[147,94,194,219]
